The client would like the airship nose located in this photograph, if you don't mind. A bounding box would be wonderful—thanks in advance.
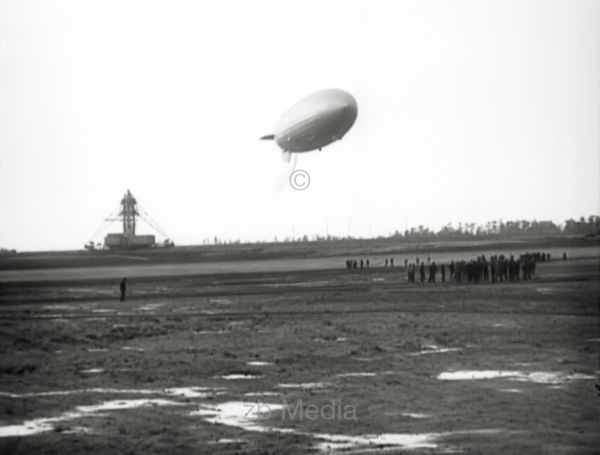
[339,95,358,120]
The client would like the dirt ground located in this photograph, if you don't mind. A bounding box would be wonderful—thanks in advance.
[0,246,598,454]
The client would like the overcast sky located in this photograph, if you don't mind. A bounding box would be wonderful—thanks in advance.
[1,0,598,251]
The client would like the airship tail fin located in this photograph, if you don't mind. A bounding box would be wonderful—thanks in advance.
[260,134,275,140]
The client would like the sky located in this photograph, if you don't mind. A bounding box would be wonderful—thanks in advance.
[0,0,598,251]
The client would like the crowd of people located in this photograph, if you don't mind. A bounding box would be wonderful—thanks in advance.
[345,257,396,269]
[346,251,560,284]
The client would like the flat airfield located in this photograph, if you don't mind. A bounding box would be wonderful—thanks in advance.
[0,241,598,454]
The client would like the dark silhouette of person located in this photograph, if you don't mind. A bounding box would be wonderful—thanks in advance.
[429,262,437,282]
[119,278,127,302]
[390,258,394,267]
[366,259,370,267]
[419,262,425,283]
[441,263,446,282]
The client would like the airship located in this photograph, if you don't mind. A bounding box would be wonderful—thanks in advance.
[261,88,358,162]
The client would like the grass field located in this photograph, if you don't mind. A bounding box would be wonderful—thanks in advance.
[0,243,598,454]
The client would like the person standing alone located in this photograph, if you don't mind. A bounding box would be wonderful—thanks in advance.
[119,278,127,302]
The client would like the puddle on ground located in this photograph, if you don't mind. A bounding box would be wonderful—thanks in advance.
[62,426,97,434]
[193,401,288,433]
[209,298,233,305]
[139,303,163,311]
[371,278,385,282]
[409,345,460,356]
[246,361,272,367]
[313,432,440,452]
[277,382,331,389]
[536,287,555,295]
[164,387,226,398]
[0,386,225,399]
[244,392,280,397]
[335,337,347,342]
[222,374,260,380]
[401,412,429,419]
[121,346,145,352]
[337,372,377,378]
[499,388,523,393]
[92,309,115,313]
[194,330,227,335]
[191,401,503,453]
[356,357,375,362]
[261,281,334,288]
[0,399,182,437]
[173,306,196,313]
[87,348,109,352]
[80,368,104,374]
[438,370,595,384]
[44,304,73,311]
[210,438,245,444]
[317,429,505,453]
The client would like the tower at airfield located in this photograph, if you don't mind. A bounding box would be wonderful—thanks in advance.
[103,190,156,249]
[86,190,173,250]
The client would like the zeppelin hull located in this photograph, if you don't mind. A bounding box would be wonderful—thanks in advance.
[271,89,357,153]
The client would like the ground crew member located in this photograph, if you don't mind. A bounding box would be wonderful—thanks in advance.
[119,278,127,302]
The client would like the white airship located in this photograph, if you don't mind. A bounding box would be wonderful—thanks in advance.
[261,88,358,162]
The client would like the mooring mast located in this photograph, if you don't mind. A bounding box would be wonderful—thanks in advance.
[120,190,138,237]
[85,189,174,250]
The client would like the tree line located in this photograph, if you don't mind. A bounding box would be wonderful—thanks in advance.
[201,216,599,245]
